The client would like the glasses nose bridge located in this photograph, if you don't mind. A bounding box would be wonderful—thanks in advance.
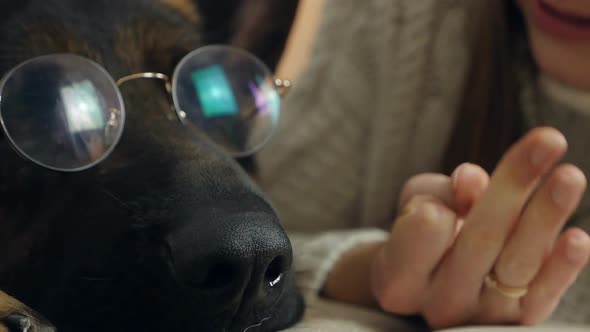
[116,72,173,94]
[116,72,178,121]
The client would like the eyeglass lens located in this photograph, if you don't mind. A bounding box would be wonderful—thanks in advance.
[0,46,281,171]
[0,54,125,172]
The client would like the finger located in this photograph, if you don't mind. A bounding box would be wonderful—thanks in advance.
[428,128,567,326]
[399,174,454,209]
[521,228,590,325]
[374,195,457,314]
[398,164,489,214]
[448,127,566,281]
[451,163,490,216]
[495,164,586,287]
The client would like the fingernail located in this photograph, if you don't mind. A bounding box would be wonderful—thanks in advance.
[529,133,566,168]
[453,163,484,189]
[551,171,580,210]
[462,163,483,184]
[530,145,550,168]
[566,233,590,263]
[400,196,419,218]
[451,164,466,190]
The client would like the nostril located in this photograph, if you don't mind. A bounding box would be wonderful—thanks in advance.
[265,256,286,288]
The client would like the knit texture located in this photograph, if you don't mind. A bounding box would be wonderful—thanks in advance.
[258,0,590,326]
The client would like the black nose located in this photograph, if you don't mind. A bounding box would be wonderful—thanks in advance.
[165,210,292,313]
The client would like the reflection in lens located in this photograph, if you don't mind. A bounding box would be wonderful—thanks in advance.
[192,65,240,118]
[172,46,280,156]
[61,80,106,132]
[0,54,125,171]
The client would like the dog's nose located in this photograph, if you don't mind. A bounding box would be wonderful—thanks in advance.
[165,210,292,311]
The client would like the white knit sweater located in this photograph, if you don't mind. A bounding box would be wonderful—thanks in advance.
[258,0,590,327]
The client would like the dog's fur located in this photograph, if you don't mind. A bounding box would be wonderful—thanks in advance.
[0,1,302,331]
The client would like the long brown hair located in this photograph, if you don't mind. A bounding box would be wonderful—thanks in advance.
[443,0,534,174]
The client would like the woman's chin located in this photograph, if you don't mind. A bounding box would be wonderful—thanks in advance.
[528,26,590,91]
[518,0,590,91]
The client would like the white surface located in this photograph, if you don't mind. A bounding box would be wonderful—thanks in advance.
[285,298,425,331]
[285,299,588,332]
[440,328,589,332]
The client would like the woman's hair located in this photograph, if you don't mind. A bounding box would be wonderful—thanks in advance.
[443,0,533,174]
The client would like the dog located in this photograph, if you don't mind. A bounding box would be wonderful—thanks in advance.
[0,1,303,331]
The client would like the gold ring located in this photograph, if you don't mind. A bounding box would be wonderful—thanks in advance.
[484,273,528,299]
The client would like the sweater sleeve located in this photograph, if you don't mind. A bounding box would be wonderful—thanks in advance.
[289,229,389,303]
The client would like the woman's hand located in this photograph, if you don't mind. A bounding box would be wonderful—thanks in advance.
[371,127,590,329]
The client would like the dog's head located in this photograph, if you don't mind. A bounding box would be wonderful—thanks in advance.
[0,1,303,331]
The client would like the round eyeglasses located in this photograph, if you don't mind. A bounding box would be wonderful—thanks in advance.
[0,45,290,172]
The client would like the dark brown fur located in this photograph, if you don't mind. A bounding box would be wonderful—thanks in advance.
[0,1,301,331]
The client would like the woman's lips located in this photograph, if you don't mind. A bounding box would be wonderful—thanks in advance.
[532,0,590,41]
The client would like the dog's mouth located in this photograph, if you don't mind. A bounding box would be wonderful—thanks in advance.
[238,316,273,332]
[226,279,287,332]
[229,289,304,332]
[3,314,35,332]
[0,313,282,332]
[0,304,55,332]
[1,290,302,332]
